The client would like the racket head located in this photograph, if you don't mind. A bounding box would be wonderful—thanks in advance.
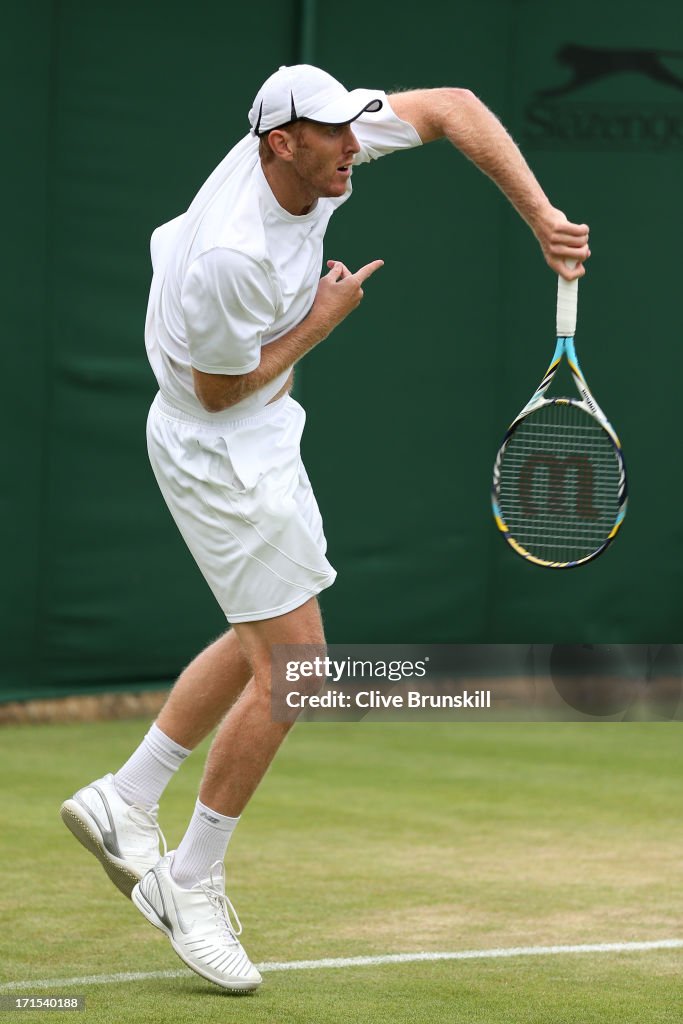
[492,397,627,568]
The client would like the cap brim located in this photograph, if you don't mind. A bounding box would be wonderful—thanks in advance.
[305,88,383,126]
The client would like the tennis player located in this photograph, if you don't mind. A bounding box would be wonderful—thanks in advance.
[61,64,590,992]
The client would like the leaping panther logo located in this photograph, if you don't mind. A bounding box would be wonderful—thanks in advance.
[537,44,683,98]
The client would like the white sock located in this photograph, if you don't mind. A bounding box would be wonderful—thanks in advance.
[113,722,191,810]
[171,799,240,888]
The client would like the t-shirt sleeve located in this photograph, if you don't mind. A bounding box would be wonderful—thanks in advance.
[352,91,423,165]
[181,248,276,375]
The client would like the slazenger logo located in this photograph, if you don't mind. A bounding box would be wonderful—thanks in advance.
[524,44,683,150]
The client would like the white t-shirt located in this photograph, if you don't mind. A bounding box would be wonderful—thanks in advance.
[145,93,421,418]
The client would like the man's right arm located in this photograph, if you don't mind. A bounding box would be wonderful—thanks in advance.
[192,258,383,413]
[388,89,590,280]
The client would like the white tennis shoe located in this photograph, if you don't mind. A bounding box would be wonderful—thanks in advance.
[60,773,166,898]
[131,852,262,993]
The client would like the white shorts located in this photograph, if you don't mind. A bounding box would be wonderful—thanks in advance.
[146,392,336,622]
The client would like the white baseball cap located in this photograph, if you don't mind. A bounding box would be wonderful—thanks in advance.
[249,64,383,135]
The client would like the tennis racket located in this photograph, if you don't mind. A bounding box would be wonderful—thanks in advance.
[491,266,627,568]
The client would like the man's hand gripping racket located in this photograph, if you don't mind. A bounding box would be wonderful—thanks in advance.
[491,266,628,568]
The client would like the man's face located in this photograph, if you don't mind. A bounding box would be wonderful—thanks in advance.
[288,121,361,199]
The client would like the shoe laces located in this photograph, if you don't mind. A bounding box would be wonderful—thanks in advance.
[198,861,243,944]
[129,803,168,856]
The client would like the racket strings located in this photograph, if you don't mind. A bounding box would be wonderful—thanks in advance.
[497,402,622,563]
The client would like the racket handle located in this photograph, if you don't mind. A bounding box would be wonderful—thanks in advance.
[556,260,579,337]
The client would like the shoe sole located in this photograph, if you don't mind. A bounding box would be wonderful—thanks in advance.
[131,883,261,994]
[60,800,141,900]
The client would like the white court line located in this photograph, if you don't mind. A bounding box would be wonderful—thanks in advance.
[0,939,680,992]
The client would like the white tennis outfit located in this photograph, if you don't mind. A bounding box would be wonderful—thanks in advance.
[145,96,421,622]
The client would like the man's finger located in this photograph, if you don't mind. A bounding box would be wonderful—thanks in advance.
[353,259,385,284]
[326,260,351,280]
[557,222,589,236]
[556,259,586,281]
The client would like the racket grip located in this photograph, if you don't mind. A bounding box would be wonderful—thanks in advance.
[556,261,579,337]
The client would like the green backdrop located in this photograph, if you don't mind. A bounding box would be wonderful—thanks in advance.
[4,0,683,700]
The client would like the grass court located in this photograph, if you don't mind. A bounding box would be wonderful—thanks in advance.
[1,719,680,1023]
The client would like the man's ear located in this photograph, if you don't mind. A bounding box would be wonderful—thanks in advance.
[267,128,296,162]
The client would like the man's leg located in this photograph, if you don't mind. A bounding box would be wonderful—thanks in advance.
[170,596,323,886]
[156,628,253,748]
[61,629,253,896]
[113,629,253,810]
[203,596,324,813]
[131,596,324,993]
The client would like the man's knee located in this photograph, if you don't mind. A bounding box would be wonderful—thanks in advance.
[234,598,325,668]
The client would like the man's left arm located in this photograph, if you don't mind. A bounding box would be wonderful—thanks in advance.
[388,89,590,280]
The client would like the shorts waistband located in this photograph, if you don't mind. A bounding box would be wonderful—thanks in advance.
[154,391,293,430]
